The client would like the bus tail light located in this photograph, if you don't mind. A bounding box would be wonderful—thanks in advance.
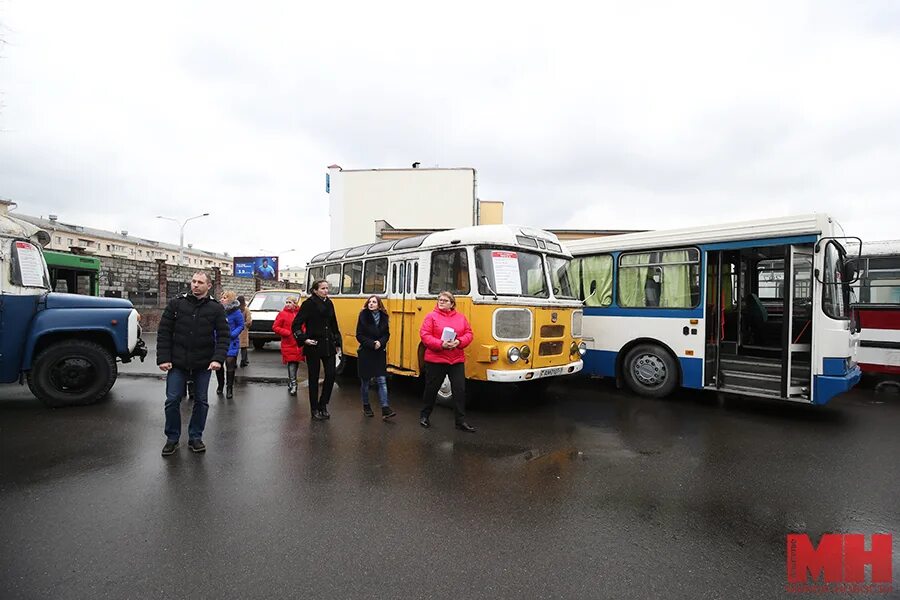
[507,347,521,363]
[520,345,531,359]
[490,347,499,362]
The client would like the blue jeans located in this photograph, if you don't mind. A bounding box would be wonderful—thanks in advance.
[164,367,212,442]
[360,376,389,407]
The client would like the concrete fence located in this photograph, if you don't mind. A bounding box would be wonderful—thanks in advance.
[97,257,302,331]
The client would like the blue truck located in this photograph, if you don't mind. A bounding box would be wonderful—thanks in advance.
[0,205,147,406]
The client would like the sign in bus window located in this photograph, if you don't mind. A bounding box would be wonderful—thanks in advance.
[14,241,47,288]
[491,251,522,295]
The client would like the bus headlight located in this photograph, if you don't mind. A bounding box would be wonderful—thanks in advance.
[520,345,531,359]
[578,341,587,356]
[507,347,521,363]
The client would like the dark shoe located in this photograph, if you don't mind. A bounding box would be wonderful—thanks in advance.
[216,386,224,396]
[311,410,326,421]
[320,407,330,419]
[363,404,374,417]
[188,439,206,453]
[226,387,233,400]
[419,417,430,429]
[456,422,477,433]
[382,406,397,420]
[161,441,179,456]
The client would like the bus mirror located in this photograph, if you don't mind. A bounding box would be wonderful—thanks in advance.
[843,264,859,284]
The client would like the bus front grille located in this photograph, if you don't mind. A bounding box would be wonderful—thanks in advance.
[539,341,564,356]
[540,325,564,338]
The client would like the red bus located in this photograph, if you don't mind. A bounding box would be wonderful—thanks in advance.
[849,240,900,383]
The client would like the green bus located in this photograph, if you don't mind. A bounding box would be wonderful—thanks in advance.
[44,250,101,296]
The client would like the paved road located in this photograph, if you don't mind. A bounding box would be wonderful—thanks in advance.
[1,373,898,599]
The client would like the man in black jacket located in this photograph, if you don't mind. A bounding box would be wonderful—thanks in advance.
[157,272,230,456]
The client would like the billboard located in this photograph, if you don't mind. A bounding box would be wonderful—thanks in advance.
[233,256,279,280]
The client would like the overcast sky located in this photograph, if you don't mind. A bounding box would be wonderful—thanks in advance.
[2,1,899,266]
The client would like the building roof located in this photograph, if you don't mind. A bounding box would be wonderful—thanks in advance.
[15,213,230,260]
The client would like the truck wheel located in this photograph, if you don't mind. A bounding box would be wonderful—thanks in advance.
[27,340,118,407]
[622,343,678,398]
[252,340,266,350]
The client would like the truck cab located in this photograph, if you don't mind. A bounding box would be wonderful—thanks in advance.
[0,203,147,406]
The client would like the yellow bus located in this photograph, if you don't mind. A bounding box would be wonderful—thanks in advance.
[306,225,586,400]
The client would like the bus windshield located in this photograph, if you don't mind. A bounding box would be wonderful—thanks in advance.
[475,248,548,298]
[546,255,576,298]
[823,241,851,319]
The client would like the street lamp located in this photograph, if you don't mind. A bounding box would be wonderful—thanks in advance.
[156,213,210,265]
[259,248,296,255]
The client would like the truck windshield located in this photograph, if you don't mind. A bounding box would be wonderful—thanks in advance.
[475,248,548,298]
[10,240,51,289]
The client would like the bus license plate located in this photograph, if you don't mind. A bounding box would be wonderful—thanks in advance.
[540,366,564,378]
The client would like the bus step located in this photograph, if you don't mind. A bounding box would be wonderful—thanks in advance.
[720,356,781,375]
[715,383,783,399]
[719,369,781,393]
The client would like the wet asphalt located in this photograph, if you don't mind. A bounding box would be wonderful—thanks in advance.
[1,347,899,599]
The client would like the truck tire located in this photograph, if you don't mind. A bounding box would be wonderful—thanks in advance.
[27,340,118,407]
[252,339,267,350]
[622,343,678,399]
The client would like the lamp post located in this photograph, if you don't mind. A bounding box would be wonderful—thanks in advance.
[156,213,210,265]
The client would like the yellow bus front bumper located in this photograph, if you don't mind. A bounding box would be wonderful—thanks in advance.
[486,359,583,383]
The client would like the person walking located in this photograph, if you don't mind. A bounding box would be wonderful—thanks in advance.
[292,279,341,420]
[356,295,396,420]
[237,295,252,367]
[272,295,304,395]
[157,271,230,455]
[419,291,476,432]
[214,290,245,399]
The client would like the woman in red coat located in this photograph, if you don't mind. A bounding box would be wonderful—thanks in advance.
[272,296,304,395]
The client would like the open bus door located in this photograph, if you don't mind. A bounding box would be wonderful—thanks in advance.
[784,246,813,398]
[706,245,813,400]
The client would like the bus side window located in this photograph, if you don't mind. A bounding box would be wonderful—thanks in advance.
[429,249,470,295]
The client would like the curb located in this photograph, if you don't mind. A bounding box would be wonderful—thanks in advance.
[119,372,290,384]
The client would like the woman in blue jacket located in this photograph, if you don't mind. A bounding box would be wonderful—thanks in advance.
[216,290,245,399]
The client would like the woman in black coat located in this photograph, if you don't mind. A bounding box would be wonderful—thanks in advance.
[356,295,395,420]
[292,279,341,420]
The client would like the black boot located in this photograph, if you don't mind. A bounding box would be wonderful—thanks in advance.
[225,369,235,399]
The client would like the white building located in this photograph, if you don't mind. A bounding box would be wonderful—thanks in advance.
[15,213,233,271]
[280,266,308,288]
[326,165,478,249]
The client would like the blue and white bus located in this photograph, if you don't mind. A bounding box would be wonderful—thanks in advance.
[563,214,861,404]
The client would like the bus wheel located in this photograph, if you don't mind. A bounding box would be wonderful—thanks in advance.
[335,349,356,378]
[27,340,118,407]
[252,340,266,350]
[622,344,678,398]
